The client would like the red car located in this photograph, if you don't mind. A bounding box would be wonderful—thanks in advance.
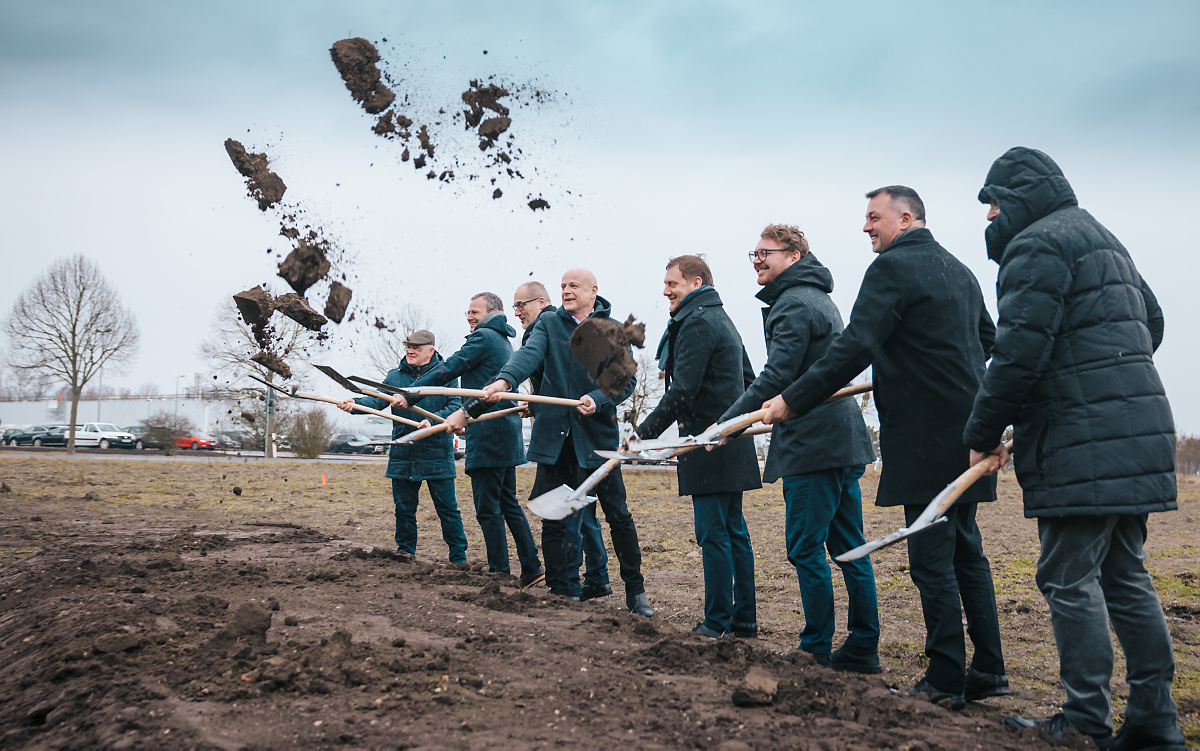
[174,430,217,450]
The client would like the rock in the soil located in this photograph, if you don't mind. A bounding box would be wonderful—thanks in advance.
[0,481,10,493]
[221,601,273,641]
[324,281,353,323]
[93,632,141,654]
[731,667,778,707]
[233,486,242,496]
[274,292,328,331]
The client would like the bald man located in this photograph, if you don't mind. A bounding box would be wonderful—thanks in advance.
[482,269,651,617]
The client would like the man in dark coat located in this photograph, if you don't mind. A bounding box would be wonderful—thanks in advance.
[761,187,1007,709]
[390,294,544,587]
[719,225,878,667]
[482,268,651,617]
[634,255,762,638]
[965,147,1183,750]
[512,281,612,602]
[337,330,467,562]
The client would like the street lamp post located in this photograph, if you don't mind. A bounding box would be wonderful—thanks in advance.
[174,374,186,425]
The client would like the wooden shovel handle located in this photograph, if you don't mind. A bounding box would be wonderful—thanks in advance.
[295,391,422,428]
[933,440,1014,517]
[358,386,444,424]
[411,386,582,407]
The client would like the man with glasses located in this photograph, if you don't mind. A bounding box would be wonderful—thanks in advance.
[512,281,613,602]
[761,188,1007,710]
[718,225,878,662]
[337,330,468,563]
[390,294,545,588]
[480,269,651,617]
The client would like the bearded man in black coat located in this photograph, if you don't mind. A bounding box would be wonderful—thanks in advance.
[633,255,762,638]
[761,187,1007,710]
[966,147,1183,750]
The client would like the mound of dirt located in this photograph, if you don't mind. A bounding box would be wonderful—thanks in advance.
[570,315,647,400]
[329,38,396,115]
[224,139,287,210]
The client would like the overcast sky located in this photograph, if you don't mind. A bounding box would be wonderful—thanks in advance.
[3,1,1198,431]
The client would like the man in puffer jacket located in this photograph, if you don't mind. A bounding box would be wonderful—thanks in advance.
[965,147,1183,750]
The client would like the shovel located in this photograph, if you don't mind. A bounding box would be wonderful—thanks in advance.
[313,364,445,424]
[834,440,1013,562]
[348,375,583,407]
[243,374,422,428]
[383,404,528,445]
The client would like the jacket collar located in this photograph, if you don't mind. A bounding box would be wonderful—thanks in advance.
[756,252,834,306]
[883,226,934,252]
[399,350,443,376]
[556,295,613,325]
[475,310,517,338]
[670,285,719,324]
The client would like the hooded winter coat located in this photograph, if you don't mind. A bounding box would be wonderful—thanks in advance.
[353,352,461,481]
[779,228,997,507]
[964,146,1175,517]
[495,296,636,469]
[721,255,875,483]
[407,311,526,471]
[636,286,763,495]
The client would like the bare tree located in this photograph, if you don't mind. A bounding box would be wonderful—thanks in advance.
[619,349,665,428]
[3,255,140,454]
[198,297,318,386]
[363,303,447,374]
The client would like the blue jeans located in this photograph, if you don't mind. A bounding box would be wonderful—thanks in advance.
[391,478,467,563]
[782,466,879,654]
[1037,514,1178,736]
[466,466,541,575]
[692,492,756,633]
[578,503,610,589]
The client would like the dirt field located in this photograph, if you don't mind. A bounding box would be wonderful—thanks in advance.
[1,455,1196,749]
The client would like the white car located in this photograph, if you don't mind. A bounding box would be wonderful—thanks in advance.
[71,422,137,449]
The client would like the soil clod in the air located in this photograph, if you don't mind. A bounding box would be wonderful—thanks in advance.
[277,239,331,295]
[250,351,292,380]
[570,315,646,400]
[224,139,287,211]
[324,281,352,323]
[233,286,275,347]
[329,38,396,115]
[273,293,327,331]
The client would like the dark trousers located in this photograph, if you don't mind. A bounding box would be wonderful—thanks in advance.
[578,503,611,589]
[692,492,756,633]
[903,501,1005,692]
[391,478,467,563]
[534,434,643,598]
[466,466,541,575]
[1037,514,1178,736]
[781,466,878,654]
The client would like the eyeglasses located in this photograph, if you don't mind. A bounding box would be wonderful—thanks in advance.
[748,248,785,261]
[512,297,543,312]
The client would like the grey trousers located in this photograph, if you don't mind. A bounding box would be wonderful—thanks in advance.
[1036,514,1178,735]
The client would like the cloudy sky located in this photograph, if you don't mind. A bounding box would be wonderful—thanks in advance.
[3,1,1199,431]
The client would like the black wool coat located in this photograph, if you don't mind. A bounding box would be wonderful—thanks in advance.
[636,286,762,496]
[964,146,1175,518]
[780,228,997,507]
[721,256,875,483]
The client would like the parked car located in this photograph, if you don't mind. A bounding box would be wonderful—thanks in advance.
[454,435,466,461]
[175,431,217,450]
[216,431,244,450]
[71,422,136,449]
[2,426,29,444]
[7,425,69,447]
[327,433,385,455]
[122,424,162,451]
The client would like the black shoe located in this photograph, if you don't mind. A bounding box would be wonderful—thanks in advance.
[1003,714,1087,742]
[830,638,881,674]
[690,623,725,639]
[730,621,758,639]
[964,667,1009,701]
[811,651,832,668]
[907,678,965,711]
[519,565,546,588]
[627,592,654,617]
[579,582,612,601]
[1109,721,1186,751]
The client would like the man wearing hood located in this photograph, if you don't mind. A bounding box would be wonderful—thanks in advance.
[633,255,762,638]
[719,225,878,664]
[390,293,544,588]
[512,281,613,603]
[482,268,652,618]
[760,189,1007,710]
[337,330,468,563]
[965,147,1182,750]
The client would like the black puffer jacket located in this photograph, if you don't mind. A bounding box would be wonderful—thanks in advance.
[637,286,762,496]
[779,229,997,507]
[964,146,1176,517]
[721,256,875,483]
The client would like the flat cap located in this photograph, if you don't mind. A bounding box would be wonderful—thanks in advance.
[402,329,435,347]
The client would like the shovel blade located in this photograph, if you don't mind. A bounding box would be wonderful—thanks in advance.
[527,485,598,520]
[835,515,949,562]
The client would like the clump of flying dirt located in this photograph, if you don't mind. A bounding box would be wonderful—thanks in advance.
[329,38,396,115]
[224,139,287,210]
[324,281,352,323]
[570,315,647,400]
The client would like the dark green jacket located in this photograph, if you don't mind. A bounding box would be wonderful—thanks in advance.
[721,256,875,483]
[408,312,525,470]
[496,296,636,469]
[637,286,762,496]
[354,352,460,480]
[964,146,1175,517]
[780,228,997,507]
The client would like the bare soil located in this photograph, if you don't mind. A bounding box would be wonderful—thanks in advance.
[1,457,1195,750]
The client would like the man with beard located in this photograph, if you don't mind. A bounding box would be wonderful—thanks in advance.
[761,188,1007,710]
[337,330,468,563]
[633,255,762,638]
[965,147,1183,750]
